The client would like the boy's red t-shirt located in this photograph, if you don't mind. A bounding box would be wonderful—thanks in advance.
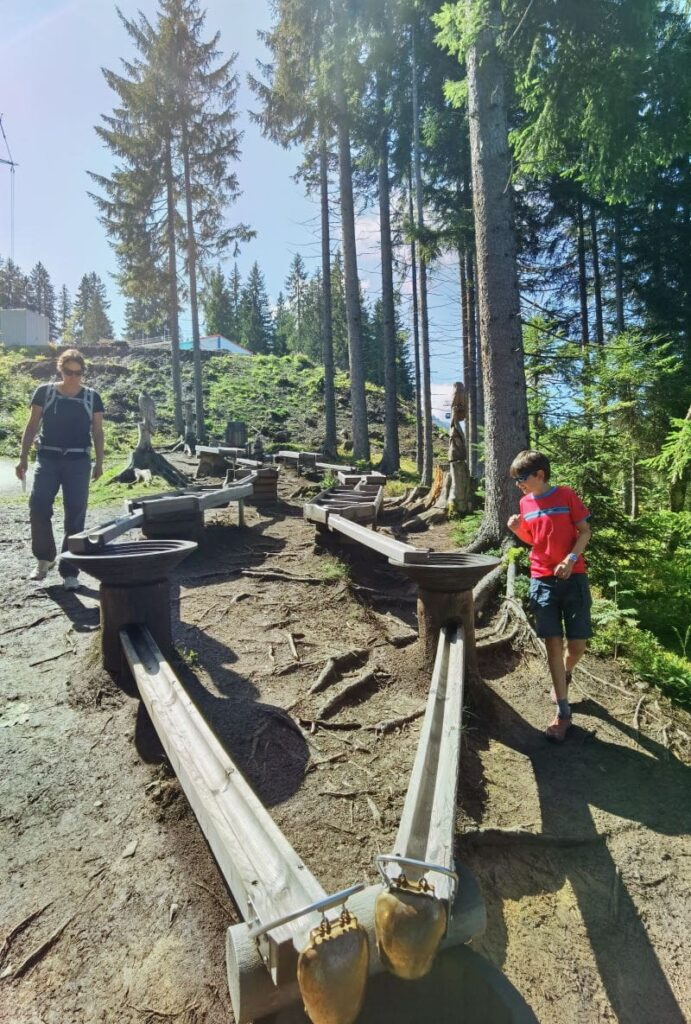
[519,485,590,578]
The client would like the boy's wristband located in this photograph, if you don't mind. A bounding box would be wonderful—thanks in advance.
[567,553,578,563]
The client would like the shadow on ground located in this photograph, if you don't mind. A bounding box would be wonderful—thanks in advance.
[460,674,691,1024]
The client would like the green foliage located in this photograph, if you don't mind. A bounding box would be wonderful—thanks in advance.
[589,606,691,708]
[316,555,350,582]
[451,509,484,548]
[644,415,691,484]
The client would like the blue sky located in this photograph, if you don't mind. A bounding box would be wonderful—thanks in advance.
[0,0,462,409]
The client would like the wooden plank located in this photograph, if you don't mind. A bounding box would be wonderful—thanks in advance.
[327,514,414,562]
[385,626,464,903]
[141,495,200,518]
[67,510,145,552]
[315,462,356,473]
[425,627,464,903]
[389,628,449,885]
[303,503,330,525]
[196,478,255,510]
[119,625,326,985]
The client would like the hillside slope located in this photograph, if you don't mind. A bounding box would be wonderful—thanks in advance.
[0,345,430,465]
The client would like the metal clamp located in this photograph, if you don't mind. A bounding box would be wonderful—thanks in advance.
[375,855,459,902]
[247,882,365,940]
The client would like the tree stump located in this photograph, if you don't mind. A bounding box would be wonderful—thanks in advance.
[110,393,189,487]
[416,588,479,683]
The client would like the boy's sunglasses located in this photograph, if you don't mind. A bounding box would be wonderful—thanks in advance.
[514,470,533,483]
[62,368,83,377]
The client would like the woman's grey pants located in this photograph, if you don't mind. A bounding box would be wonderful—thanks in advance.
[29,455,91,578]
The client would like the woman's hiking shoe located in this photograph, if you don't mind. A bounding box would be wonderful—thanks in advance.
[550,670,573,704]
[63,576,81,591]
[545,714,572,742]
[29,559,55,581]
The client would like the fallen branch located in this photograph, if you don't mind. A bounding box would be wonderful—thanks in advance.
[306,752,348,773]
[319,788,374,798]
[11,915,74,979]
[0,902,53,967]
[286,632,300,661]
[240,569,328,584]
[29,649,72,668]
[366,708,425,735]
[317,670,381,720]
[0,612,61,636]
[273,658,321,677]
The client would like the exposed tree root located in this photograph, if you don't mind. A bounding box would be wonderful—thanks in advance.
[317,670,381,720]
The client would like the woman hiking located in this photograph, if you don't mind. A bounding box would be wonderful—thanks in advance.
[15,348,105,588]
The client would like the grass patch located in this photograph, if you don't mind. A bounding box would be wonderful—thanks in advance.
[451,510,484,548]
[315,555,351,582]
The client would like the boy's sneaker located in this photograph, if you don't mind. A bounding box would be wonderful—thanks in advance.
[550,670,572,704]
[545,713,572,742]
[29,559,55,581]
[63,576,80,591]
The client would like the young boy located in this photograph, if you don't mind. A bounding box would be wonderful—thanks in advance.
[507,450,592,741]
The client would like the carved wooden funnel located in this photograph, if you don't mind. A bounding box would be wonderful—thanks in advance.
[61,539,197,678]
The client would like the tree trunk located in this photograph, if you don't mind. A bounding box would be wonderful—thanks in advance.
[335,73,370,462]
[164,137,184,434]
[319,130,337,459]
[468,250,481,479]
[411,22,434,487]
[461,247,478,480]
[590,205,604,345]
[630,453,639,520]
[377,85,400,475]
[465,0,529,546]
[576,198,589,347]
[409,177,423,477]
[182,124,205,442]
[614,207,625,333]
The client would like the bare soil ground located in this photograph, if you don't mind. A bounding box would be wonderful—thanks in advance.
[1,472,690,1024]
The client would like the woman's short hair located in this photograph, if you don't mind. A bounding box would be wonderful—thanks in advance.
[57,348,86,372]
[510,449,551,480]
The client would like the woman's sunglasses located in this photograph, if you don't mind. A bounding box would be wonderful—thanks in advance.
[62,368,83,377]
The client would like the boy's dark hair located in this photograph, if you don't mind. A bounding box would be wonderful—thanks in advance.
[510,449,551,480]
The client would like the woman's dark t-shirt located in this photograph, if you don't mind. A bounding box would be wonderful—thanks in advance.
[30,385,104,453]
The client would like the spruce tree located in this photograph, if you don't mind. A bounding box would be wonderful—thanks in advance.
[285,253,308,352]
[201,266,233,336]
[0,258,27,308]
[27,263,57,338]
[238,262,274,354]
[67,273,114,344]
[57,286,72,340]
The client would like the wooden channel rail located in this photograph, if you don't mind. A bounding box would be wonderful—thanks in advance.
[379,626,463,904]
[116,622,485,1023]
[67,477,255,553]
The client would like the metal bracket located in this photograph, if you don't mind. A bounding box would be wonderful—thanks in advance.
[375,855,459,903]
[247,882,365,940]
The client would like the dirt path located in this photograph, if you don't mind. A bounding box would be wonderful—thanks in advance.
[1,481,690,1024]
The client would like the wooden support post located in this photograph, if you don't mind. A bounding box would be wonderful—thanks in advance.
[416,589,478,682]
[100,581,173,679]
[238,498,245,529]
[142,509,204,542]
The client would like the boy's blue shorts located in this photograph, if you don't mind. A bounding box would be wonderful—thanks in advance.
[528,575,592,640]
